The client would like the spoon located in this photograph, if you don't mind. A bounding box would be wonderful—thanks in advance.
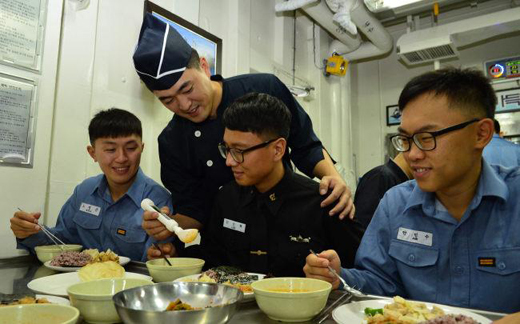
[152,242,172,266]
[309,249,366,297]
[141,199,199,244]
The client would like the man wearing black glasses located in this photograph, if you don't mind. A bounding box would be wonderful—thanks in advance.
[305,68,520,313]
[189,92,363,276]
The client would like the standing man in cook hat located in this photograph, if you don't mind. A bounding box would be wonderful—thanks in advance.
[133,13,355,253]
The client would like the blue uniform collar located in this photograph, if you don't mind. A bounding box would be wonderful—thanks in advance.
[403,158,508,216]
[91,168,146,206]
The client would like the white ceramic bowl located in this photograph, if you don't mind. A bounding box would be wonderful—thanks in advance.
[146,258,204,282]
[67,278,153,323]
[0,304,79,324]
[34,244,83,263]
[251,277,332,322]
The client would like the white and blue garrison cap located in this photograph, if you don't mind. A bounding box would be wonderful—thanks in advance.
[133,13,192,91]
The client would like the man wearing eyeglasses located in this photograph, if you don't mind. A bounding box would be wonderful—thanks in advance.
[134,14,354,253]
[184,92,362,276]
[304,68,520,313]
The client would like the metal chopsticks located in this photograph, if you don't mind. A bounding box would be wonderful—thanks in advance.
[17,207,66,251]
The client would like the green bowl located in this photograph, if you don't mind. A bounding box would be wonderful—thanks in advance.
[252,277,332,322]
[0,304,79,324]
[67,278,153,323]
[146,257,204,282]
[34,244,83,263]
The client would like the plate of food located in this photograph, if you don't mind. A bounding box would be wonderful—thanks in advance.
[174,266,265,301]
[28,262,152,297]
[332,296,492,324]
[0,295,70,306]
[44,256,130,272]
[43,249,129,272]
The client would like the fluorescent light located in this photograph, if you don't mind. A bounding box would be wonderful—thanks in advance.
[364,0,424,13]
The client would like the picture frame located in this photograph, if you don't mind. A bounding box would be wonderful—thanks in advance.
[144,1,222,76]
[386,105,401,126]
[495,88,520,114]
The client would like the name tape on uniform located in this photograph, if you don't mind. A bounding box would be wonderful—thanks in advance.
[397,227,433,246]
[223,218,246,233]
[80,203,101,216]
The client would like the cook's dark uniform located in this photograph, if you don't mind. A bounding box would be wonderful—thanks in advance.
[354,158,409,229]
[159,73,326,225]
[199,166,364,277]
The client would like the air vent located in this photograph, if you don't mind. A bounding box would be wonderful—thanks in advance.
[397,34,458,65]
[402,44,457,64]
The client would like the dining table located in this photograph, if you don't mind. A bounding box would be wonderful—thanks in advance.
[0,255,507,323]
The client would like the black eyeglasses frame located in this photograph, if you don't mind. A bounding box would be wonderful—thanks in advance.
[390,118,480,152]
[218,138,278,163]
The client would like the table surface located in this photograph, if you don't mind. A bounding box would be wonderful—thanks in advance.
[0,256,506,323]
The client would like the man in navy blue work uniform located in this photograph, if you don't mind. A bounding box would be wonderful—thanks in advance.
[11,108,171,261]
[304,68,520,313]
[133,14,355,257]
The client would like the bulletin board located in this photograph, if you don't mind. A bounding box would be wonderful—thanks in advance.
[0,0,47,71]
[0,73,38,167]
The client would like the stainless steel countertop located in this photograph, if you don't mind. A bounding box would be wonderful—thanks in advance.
[0,256,506,323]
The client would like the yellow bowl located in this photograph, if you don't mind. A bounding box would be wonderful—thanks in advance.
[34,244,83,263]
[0,304,79,324]
[251,277,332,322]
[146,258,205,282]
[67,278,153,323]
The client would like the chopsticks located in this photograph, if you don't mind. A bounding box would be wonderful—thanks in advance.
[17,207,66,251]
[152,242,172,266]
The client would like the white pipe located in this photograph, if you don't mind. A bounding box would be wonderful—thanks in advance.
[340,0,393,61]
[275,0,318,12]
[301,0,362,52]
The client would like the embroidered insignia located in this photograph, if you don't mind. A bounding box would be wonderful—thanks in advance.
[478,257,496,267]
[289,235,311,243]
[269,193,276,201]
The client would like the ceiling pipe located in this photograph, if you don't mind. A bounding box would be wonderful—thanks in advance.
[329,0,393,61]
[277,0,392,62]
[300,1,362,51]
[277,0,362,52]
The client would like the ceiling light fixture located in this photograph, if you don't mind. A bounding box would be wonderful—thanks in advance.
[364,0,424,13]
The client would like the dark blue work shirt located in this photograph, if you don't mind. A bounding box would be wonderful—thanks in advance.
[158,73,325,224]
[18,169,172,261]
[342,160,520,313]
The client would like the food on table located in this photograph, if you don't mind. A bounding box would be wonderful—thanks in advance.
[83,248,119,263]
[420,314,480,324]
[0,296,50,307]
[364,297,480,324]
[78,261,125,282]
[49,251,92,267]
[195,266,259,293]
[365,296,445,323]
[165,298,199,311]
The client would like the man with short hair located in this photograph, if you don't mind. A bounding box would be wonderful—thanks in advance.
[11,108,171,261]
[133,14,354,251]
[304,68,520,313]
[152,93,364,275]
[482,119,520,167]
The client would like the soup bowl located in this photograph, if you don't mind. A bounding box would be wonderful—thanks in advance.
[251,277,332,322]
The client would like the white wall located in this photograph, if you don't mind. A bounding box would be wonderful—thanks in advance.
[352,0,520,179]
[0,0,352,258]
[0,1,63,258]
